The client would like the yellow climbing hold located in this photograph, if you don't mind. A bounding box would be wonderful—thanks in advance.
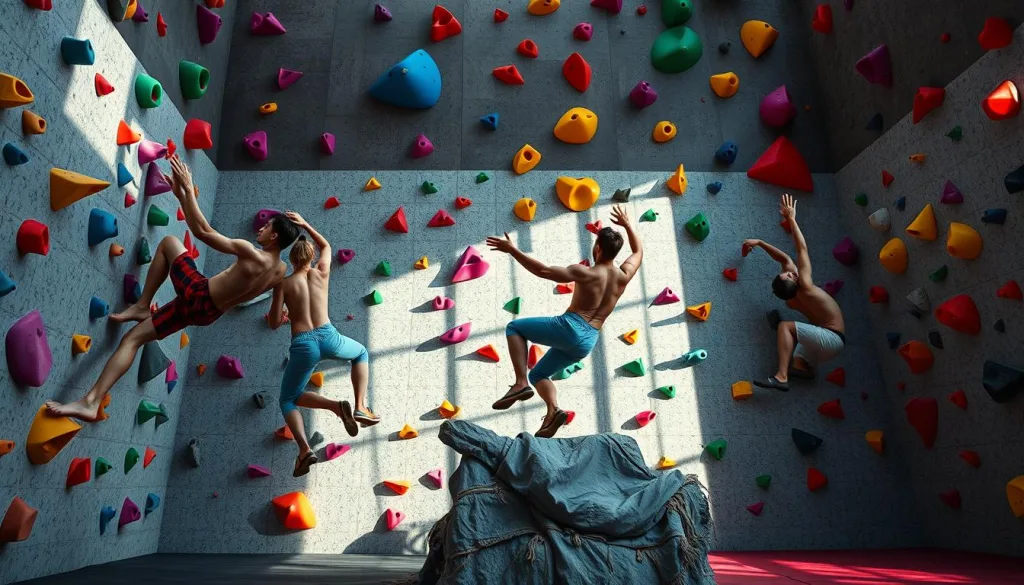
[71,334,92,355]
[622,329,639,345]
[652,121,677,143]
[364,177,382,191]
[553,107,598,144]
[309,372,324,387]
[865,430,884,454]
[414,256,429,270]
[527,0,560,16]
[946,222,983,260]
[1007,475,1024,518]
[686,301,711,321]
[50,168,111,211]
[398,424,418,439]
[879,237,908,274]
[741,20,779,59]
[26,405,81,465]
[667,164,687,195]
[905,203,937,241]
[555,176,600,211]
[731,381,753,400]
[258,102,278,115]
[656,456,677,469]
[710,72,739,98]
[512,144,542,174]
[514,198,537,221]
[179,332,189,349]
[439,400,462,419]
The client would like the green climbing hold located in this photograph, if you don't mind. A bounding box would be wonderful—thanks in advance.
[125,447,140,473]
[640,209,658,222]
[178,60,210,100]
[503,296,522,314]
[661,0,693,27]
[137,400,163,424]
[657,385,677,399]
[705,439,727,460]
[375,260,392,276]
[651,26,704,74]
[684,212,710,241]
[854,193,868,207]
[137,237,152,265]
[134,73,163,109]
[95,457,113,477]
[147,205,169,226]
[622,358,646,376]
[552,361,584,380]
[755,474,772,489]
[476,172,489,184]
[928,265,948,282]
[365,289,383,305]
[421,181,438,194]
[946,125,962,142]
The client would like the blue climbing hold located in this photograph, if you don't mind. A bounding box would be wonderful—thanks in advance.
[714,141,738,165]
[982,208,1007,225]
[369,49,442,109]
[99,506,116,535]
[706,181,723,194]
[60,37,96,65]
[886,332,900,349]
[0,268,15,298]
[145,492,160,514]
[865,113,883,131]
[89,296,109,319]
[87,208,118,246]
[480,112,499,130]
[117,163,134,187]
[3,143,28,166]
[895,196,906,211]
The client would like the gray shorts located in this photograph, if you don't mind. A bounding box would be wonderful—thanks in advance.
[793,322,845,364]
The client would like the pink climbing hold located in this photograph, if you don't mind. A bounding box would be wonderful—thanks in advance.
[940,180,963,204]
[145,163,172,196]
[251,12,286,35]
[629,81,658,109]
[432,296,455,311]
[823,280,844,297]
[253,209,281,232]
[166,359,178,383]
[573,23,593,41]
[336,249,355,264]
[427,209,455,228]
[385,508,404,531]
[5,310,53,387]
[247,464,271,478]
[216,355,245,379]
[324,443,351,461]
[374,4,393,22]
[320,133,336,155]
[196,4,223,45]
[635,411,657,427]
[759,85,796,128]
[746,501,765,516]
[118,497,141,528]
[451,245,489,283]
[440,323,472,345]
[277,68,303,90]
[244,131,268,161]
[653,287,680,305]
[427,468,443,488]
[832,237,859,266]
[138,138,167,166]
[409,133,434,158]
[855,45,893,87]
[590,0,623,14]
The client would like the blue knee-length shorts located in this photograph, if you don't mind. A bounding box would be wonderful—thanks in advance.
[506,312,599,385]
[280,323,368,415]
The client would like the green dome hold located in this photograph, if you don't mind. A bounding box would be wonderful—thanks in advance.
[651,26,704,74]
[661,0,693,27]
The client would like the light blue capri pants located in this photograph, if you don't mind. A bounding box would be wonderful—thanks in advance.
[280,323,368,415]
[506,312,599,385]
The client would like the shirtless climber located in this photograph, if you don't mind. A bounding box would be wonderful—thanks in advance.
[267,212,379,477]
[487,205,643,438]
[46,155,299,421]
[744,194,845,392]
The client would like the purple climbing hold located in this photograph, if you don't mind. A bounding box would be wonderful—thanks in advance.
[196,4,223,45]
[573,23,594,42]
[590,0,623,14]
[320,133,336,156]
[124,274,141,304]
[336,249,355,264]
[759,85,796,128]
[374,3,393,22]
[832,236,859,266]
[855,45,892,88]
[132,1,149,22]
[5,310,53,388]
[247,464,271,478]
[250,12,286,35]
[253,209,281,232]
[823,280,844,297]
[843,0,853,10]
[409,133,434,158]
[277,68,303,90]
[118,497,141,528]
[244,131,268,162]
[138,138,167,166]
[216,355,245,379]
[629,81,658,109]
[940,180,963,204]
[144,163,172,197]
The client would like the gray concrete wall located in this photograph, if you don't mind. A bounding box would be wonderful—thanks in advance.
[110,0,237,165]
[834,25,1024,556]
[0,2,218,582]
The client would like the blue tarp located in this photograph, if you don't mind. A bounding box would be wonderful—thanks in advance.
[408,421,715,585]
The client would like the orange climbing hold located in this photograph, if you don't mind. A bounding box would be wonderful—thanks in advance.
[384,479,412,495]
[66,457,91,487]
[731,381,753,400]
[528,345,545,368]
[476,344,500,362]
[0,73,34,108]
[865,430,885,454]
[196,363,207,376]
[562,52,592,92]
[439,399,462,419]
[904,396,938,448]
[945,222,983,260]
[667,164,688,195]
[935,294,981,335]
[825,367,845,387]
[272,491,316,530]
[817,399,845,419]
[309,371,324,387]
[117,120,142,145]
[22,110,46,135]
[512,144,541,174]
[1010,476,1024,518]
[398,424,418,439]
[50,169,111,211]
[25,405,81,465]
[898,340,933,374]
[747,136,814,192]
[879,238,907,274]
[0,497,38,543]
[274,425,294,440]
[143,446,157,468]
[807,467,828,492]
[0,441,13,456]
[948,389,968,410]
[621,329,639,345]
[686,302,711,321]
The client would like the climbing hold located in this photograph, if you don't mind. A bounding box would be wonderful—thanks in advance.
[664,165,687,196]
[252,209,280,233]
[824,367,845,387]
[308,371,324,388]
[956,450,980,470]
[319,442,349,462]
[147,205,170,227]
[258,102,278,115]
[684,212,710,242]
[216,354,244,379]
[653,287,680,305]
[1,143,26,167]
[22,110,46,135]
[247,464,272,479]
[562,53,592,92]
[494,8,509,22]
[746,501,764,516]
[898,340,933,373]
[573,22,593,41]
[439,399,462,419]
[639,209,658,222]
[881,170,894,188]
[50,168,111,212]
[978,17,1012,50]
[324,196,340,210]
[935,294,981,335]
[432,296,454,311]
[0,73,34,109]
[137,341,169,384]
[6,311,53,388]
[89,296,110,320]
[823,280,844,297]
[909,153,926,164]
[0,497,38,543]
[855,45,893,87]
[493,65,525,86]
[156,11,168,36]
[865,430,884,454]
[138,138,167,165]
[731,381,753,400]
[122,273,140,305]
[15,220,48,257]
[622,358,646,376]
[528,345,545,368]
[906,204,937,241]
[451,245,489,283]
[651,26,704,73]
[409,133,434,158]
[929,265,948,283]
[940,180,963,204]
[440,323,471,345]
[60,37,95,65]
[71,333,92,356]
[243,130,268,161]
[274,425,294,441]
[414,256,429,270]
[503,297,522,314]
[984,360,1023,403]
[94,72,115,97]
[912,87,945,124]
[760,85,796,128]
[854,192,869,206]
[1007,477,1024,518]
[906,287,929,319]
[634,410,657,427]
[384,207,409,233]
[942,126,963,144]
[948,389,968,410]
[705,439,727,460]
[176,61,210,101]
[451,197,471,210]
[24,404,79,465]
[683,349,707,365]
[116,496,141,528]
[946,222,983,260]
[792,428,823,454]
[277,68,303,91]
[476,344,500,362]
[513,198,536,221]
[375,260,393,277]
[555,176,600,211]
[927,330,944,349]
[480,113,499,130]
[272,492,316,530]
[997,280,1022,300]
[251,11,286,35]
[740,20,778,58]
[709,72,739,98]
[747,137,814,192]
[878,238,907,274]
[527,0,560,16]
[145,492,160,515]
[905,397,938,448]
[656,456,677,469]
[982,208,1007,224]
[714,141,738,165]
[124,447,141,473]
[707,181,724,195]
[421,181,439,195]
[722,267,738,281]
[553,107,598,144]
[144,164,172,198]
[134,73,163,109]
[99,505,116,535]
[368,49,443,110]
[817,399,844,419]
[832,237,859,266]
[196,4,222,44]
[812,4,833,33]
[556,282,575,294]
[166,360,178,393]
[994,319,1006,333]
[621,330,639,345]
[474,172,490,185]
[1004,163,1024,193]
[398,424,419,440]
[886,332,901,350]
[629,81,658,109]
[385,508,405,531]
[182,119,214,151]
[686,301,711,321]
[384,479,412,496]
[637,5,648,15]
[652,121,677,143]
[656,385,676,399]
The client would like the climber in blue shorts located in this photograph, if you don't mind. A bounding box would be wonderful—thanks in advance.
[268,212,379,477]
[487,205,643,438]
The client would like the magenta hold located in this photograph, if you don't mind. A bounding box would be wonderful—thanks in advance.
[277,68,303,90]
[216,355,245,379]
[124,274,141,304]
[855,45,892,88]
[253,209,281,232]
[432,296,455,311]
[320,133,336,155]
[832,236,859,266]
[5,310,53,387]
[940,180,963,204]
[138,138,167,166]
[843,0,853,10]
[759,85,796,128]
[196,4,223,45]
[440,322,471,344]
[590,0,623,14]
[244,131,268,161]
[629,80,658,109]
[336,249,355,264]
[250,12,286,35]
[409,133,434,158]
[144,163,172,197]
[573,23,593,41]
[374,3,392,21]
[118,497,141,528]
[823,280,844,297]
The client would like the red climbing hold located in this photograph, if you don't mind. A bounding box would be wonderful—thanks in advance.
[982,80,1020,121]
[959,449,981,468]
[176,208,185,221]
[904,397,938,448]
[881,170,894,187]
[811,4,833,34]
[637,5,647,16]
[997,280,1022,301]
[385,508,404,530]
[939,489,961,509]
[747,136,814,192]
[940,32,951,43]
[427,209,455,227]
[430,5,462,42]
[722,268,738,281]
[157,12,167,37]
[934,294,981,335]
[384,207,408,233]
[948,389,968,410]
[562,53,592,92]
[494,9,509,23]
[898,340,934,374]
[143,446,157,468]
[517,39,539,59]
[66,457,91,487]
[95,73,114,96]
[869,286,889,303]
[585,220,602,235]
[476,344,500,362]
[493,65,525,85]
[825,367,845,387]
[125,192,136,208]
[978,17,1012,51]
[454,197,472,209]
[528,345,544,368]
[24,0,52,9]
[324,196,340,209]
[17,220,49,256]
[817,399,845,419]
[912,87,945,124]
[807,467,828,492]
[165,139,177,158]
[746,501,764,516]
[183,119,213,150]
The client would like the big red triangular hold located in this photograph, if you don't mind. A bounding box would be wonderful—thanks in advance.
[807,467,828,491]
[825,367,845,387]
[494,9,509,22]
[517,39,539,58]
[430,5,462,42]
[817,399,845,419]
[476,344,500,362]
[912,87,945,124]
[905,397,938,448]
[747,136,814,192]
[451,246,489,283]
[934,294,981,335]
[493,65,525,85]
[95,73,114,96]
[427,209,455,227]
[324,196,340,209]
[997,280,1022,301]
[384,207,408,233]
[562,52,592,92]
[948,389,968,410]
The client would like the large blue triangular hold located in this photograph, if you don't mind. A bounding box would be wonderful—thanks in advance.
[369,49,442,109]
[117,163,134,187]
[480,112,499,130]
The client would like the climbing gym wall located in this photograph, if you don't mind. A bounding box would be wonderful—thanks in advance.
[1,1,220,582]
[834,23,1024,556]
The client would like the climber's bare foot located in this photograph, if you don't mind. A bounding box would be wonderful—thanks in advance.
[110,303,150,323]
[45,397,102,422]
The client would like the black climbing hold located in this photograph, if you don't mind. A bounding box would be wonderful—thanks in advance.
[895,197,906,211]
[982,209,1007,225]
[886,332,900,349]
[865,113,883,131]
[928,331,943,349]
[1005,163,1024,194]
[994,319,1006,333]
[253,391,267,409]
[612,187,630,202]
[718,41,730,54]
[309,431,324,447]
[982,360,1023,403]
[791,428,823,455]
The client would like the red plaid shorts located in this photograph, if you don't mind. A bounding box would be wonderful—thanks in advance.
[151,253,223,339]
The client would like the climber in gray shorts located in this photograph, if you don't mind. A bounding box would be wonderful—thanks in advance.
[742,194,846,392]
